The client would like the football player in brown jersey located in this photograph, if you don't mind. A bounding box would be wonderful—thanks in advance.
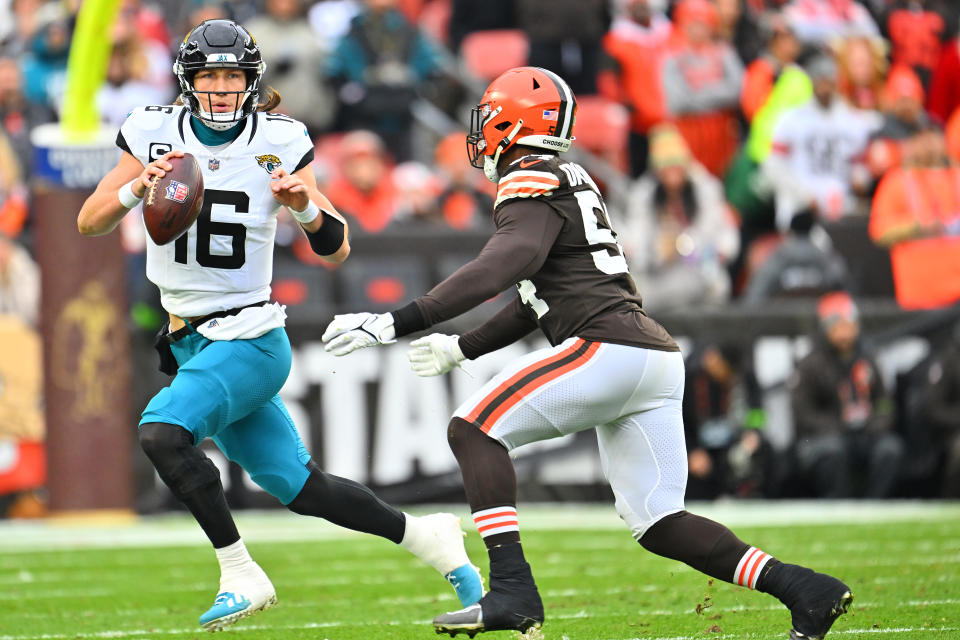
[322,67,852,640]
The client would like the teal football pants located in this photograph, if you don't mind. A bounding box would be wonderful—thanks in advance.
[140,326,310,504]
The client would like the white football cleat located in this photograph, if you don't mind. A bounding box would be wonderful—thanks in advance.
[401,512,485,606]
[198,562,277,631]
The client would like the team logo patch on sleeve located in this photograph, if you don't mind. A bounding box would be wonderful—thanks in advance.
[495,170,560,208]
[164,180,190,203]
[255,154,282,173]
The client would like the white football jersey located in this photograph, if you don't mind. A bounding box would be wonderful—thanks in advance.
[118,105,314,318]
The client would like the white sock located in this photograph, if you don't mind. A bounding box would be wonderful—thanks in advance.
[215,539,254,581]
[399,513,469,575]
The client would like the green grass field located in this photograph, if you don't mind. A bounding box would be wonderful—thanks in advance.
[1,502,957,639]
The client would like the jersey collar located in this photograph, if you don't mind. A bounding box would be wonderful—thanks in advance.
[188,115,247,147]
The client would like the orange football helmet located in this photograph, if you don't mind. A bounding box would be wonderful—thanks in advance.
[467,66,577,182]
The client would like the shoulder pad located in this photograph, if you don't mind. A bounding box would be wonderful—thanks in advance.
[495,155,561,208]
[260,112,310,146]
[123,105,180,132]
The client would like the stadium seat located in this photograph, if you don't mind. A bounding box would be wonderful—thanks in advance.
[337,256,431,311]
[572,95,630,173]
[460,30,529,81]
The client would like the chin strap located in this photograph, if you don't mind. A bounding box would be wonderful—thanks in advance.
[484,119,525,183]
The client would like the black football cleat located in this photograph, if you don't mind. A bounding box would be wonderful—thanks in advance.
[781,567,853,640]
[433,588,544,637]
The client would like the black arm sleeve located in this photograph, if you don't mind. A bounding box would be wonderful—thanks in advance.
[458,296,538,360]
[304,210,345,255]
[116,130,131,154]
[391,199,563,337]
[294,147,315,173]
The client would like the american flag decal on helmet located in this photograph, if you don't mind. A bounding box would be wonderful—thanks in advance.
[542,109,558,121]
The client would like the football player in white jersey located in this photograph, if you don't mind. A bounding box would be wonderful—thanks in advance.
[77,19,482,632]
[322,67,853,639]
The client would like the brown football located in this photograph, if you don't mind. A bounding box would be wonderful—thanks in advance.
[143,152,204,245]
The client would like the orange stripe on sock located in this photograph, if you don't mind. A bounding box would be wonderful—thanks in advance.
[477,520,519,534]
[737,548,762,586]
[746,552,768,588]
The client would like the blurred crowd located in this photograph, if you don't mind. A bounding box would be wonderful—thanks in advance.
[2,0,960,511]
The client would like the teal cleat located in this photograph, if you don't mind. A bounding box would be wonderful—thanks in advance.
[198,563,277,631]
[445,563,485,607]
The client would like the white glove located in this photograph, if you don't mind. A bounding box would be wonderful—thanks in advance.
[322,312,396,356]
[407,333,465,377]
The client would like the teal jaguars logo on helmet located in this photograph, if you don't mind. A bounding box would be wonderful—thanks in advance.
[255,154,281,173]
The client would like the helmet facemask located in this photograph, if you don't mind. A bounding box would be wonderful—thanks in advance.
[174,20,266,131]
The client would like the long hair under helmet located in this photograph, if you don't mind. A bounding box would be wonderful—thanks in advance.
[467,66,577,182]
[173,19,266,131]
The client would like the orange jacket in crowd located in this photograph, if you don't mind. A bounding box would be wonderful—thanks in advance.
[325,173,400,234]
[869,165,960,309]
[741,56,778,122]
[599,15,672,134]
[928,38,960,124]
[884,3,946,84]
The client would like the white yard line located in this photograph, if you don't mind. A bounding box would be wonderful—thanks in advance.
[1,501,958,553]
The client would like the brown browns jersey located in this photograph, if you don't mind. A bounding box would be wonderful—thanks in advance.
[493,154,677,352]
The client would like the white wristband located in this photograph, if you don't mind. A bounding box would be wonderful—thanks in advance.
[118,180,143,209]
[289,200,320,224]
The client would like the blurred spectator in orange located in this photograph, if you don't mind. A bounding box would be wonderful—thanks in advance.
[879,0,948,88]
[741,11,801,122]
[324,130,400,234]
[715,0,763,65]
[789,291,902,498]
[0,131,27,241]
[927,34,960,125]
[945,107,960,163]
[325,0,451,161]
[782,0,879,48]
[835,35,887,111]
[386,161,447,229]
[246,0,337,135]
[623,124,739,312]
[0,55,54,180]
[763,53,878,229]
[869,126,960,309]
[517,0,610,95]
[662,0,744,178]
[432,131,494,231]
[118,0,171,51]
[599,0,672,177]
[864,65,934,179]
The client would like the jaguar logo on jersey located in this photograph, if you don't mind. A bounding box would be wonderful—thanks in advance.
[165,180,190,203]
[208,158,220,171]
[256,154,281,173]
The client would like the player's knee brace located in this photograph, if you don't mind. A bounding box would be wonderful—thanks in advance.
[138,422,221,497]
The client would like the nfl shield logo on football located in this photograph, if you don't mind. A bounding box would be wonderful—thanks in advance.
[208,158,220,171]
[165,180,189,203]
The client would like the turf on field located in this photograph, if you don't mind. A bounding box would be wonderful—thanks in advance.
[1,502,957,640]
